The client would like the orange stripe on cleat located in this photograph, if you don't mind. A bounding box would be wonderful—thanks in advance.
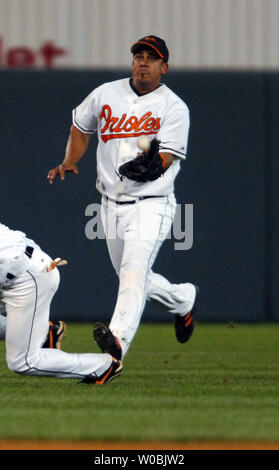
[185,313,193,328]
[49,330,54,348]
[96,366,113,385]
[48,322,54,348]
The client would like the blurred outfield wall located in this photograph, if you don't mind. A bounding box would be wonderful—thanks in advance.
[0,69,278,323]
[0,0,278,69]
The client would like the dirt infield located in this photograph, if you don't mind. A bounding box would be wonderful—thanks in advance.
[1,440,279,450]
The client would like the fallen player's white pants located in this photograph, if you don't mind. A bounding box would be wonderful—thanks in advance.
[1,243,113,379]
[0,312,6,340]
[101,194,196,358]
[0,295,6,339]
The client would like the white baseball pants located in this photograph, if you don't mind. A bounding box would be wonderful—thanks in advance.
[101,194,196,358]
[1,243,113,379]
[0,312,6,340]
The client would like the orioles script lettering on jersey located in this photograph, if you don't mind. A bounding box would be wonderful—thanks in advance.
[100,104,161,142]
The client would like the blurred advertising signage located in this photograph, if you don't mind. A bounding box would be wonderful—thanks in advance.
[0,37,68,67]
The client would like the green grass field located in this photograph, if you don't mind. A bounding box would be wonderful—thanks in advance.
[0,322,279,443]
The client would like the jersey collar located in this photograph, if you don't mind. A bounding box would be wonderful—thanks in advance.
[128,77,164,98]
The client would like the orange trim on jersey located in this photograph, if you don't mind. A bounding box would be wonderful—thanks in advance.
[101,131,157,143]
[133,41,164,59]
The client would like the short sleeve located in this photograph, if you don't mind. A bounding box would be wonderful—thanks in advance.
[157,104,190,159]
[72,89,100,134]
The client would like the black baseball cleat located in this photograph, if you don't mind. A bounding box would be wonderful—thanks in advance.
[93,322,122,360]
[82,358,123,385]
[42,320,66,349]
[174,285,199,344]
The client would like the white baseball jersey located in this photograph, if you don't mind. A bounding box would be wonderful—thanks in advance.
[0,222,115,380]
[0,223,31,285]
[73,78,190,201]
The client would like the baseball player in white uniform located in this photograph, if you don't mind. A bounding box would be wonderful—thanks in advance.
[0,307,64,347]
[48,36,199,361]
[0,222,122,384]
[0,306,7,340]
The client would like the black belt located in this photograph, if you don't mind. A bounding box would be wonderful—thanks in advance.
[6,246,34,280]
[105,195,164,205]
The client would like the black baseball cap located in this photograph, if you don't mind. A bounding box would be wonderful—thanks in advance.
[131,35,169,63]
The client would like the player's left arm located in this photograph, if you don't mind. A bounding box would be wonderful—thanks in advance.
[118,104,188,183]
[159,152,176,171]
[118,139,176,183]
[157,103,190,162]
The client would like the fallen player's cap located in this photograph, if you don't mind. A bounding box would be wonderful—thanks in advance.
[131,35,169,63]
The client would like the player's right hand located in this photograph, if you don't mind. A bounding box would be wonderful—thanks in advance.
[47,163,79,184]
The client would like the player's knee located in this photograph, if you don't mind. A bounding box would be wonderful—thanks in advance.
[6,353,28,374]
[6,348,37,374]
[120,264,145,290]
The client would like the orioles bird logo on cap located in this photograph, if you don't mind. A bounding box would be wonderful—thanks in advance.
[144,36,157,42]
